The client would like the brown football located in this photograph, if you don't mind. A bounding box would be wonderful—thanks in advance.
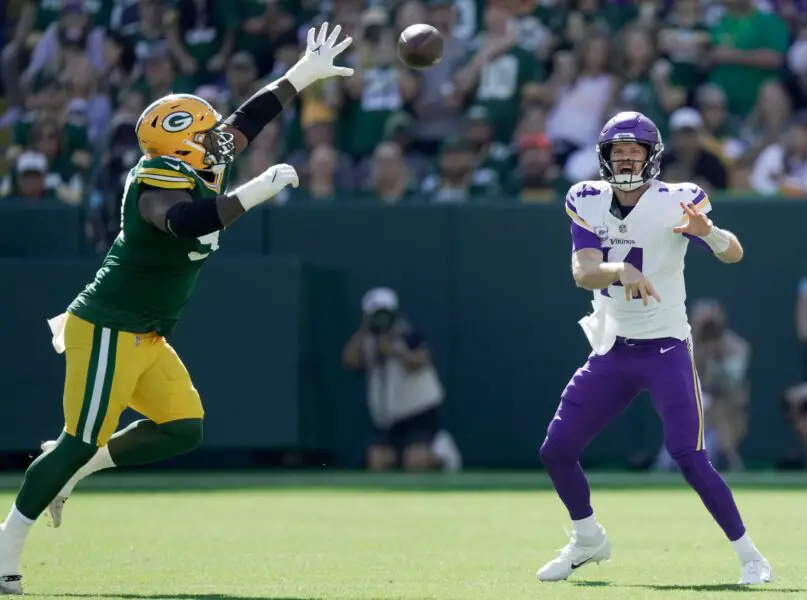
[398,24,443,70]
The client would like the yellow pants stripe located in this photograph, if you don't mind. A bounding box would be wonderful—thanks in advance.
[686,339,705,451]
[75,326,119,445]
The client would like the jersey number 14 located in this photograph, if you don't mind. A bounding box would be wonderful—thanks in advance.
[601,247,643,297]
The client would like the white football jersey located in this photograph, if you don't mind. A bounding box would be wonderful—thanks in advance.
[565,179,712,346]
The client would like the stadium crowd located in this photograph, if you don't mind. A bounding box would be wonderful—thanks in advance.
[1,0,804,240]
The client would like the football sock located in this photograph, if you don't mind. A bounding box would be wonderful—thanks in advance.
[58,445,115,498]
[674,450,746,541]
[57,419,204,498]
[14,432,96,521]
[539,439,594,521]
[731,533,759,561]
[107,419,203,467]
[572,514,601,538]
[0,506,33,572]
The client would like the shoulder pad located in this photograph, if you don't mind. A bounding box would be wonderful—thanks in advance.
[656,181,710,210]
[566,180,610,201]
[136,156,197,190]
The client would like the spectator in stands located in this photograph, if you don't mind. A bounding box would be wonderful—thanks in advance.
[782,382,807,468]
[707,0,789,120]
[164,0,236,86]
[783,273,807,468]
[658,0,710,96]
[340,7,419,159]
[21,0,106,99]
[421,135,500,203]
[696,84,747,164]
[749,111,807,196]
[505,133,563,203]
[294,144,342,203]
[410,0,468,155]
[0,151,55,202]
[289,114,355,192]
[360,142,416,205]
[356,112,430,188]
[232,0,272,75]
[543,31,618,168]
[18,117,88,206]
[222,52,260,113]
[464,105,512,186]
[662,107,729,194]
[395,0,428,36]
[342,287,461,472]
[89,115,141,252]
[131,41,194,104]
[454,3,542,143]
[514,105,548,138]
[655,299,750,472]
[62,55,112,143]
[1,0,37,125]
[615,26,685,140]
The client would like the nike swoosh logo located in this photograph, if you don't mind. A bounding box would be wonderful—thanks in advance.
[571,557,593,569]
[660,346,676,354]
[166,164,181,171]
[272,171,277,182]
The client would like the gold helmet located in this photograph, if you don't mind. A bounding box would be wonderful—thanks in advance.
[135,94,235,170]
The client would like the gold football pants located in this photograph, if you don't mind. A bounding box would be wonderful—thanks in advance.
[62,313,204,446]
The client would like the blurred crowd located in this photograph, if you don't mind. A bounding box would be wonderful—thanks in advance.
[2,0,807,251]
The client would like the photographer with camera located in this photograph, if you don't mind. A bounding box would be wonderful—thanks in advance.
[342,287,461,472]
[655,298,750,472]
[780,276,807,467]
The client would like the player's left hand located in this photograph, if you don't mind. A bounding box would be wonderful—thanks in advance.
[377,336,396,356]
[285,22,355,91]
[672,201,713,237]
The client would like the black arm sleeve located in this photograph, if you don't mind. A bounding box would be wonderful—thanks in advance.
[165,196,225,238]
[223,78,297,143]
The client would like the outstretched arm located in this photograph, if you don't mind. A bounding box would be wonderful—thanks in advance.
[139,163,299,237]
[222,22,353,157]
[674,200,743,264]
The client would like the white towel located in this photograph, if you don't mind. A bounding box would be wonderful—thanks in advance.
[47,312,68,354]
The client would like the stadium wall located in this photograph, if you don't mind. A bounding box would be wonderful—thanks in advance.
[1,201,803,468]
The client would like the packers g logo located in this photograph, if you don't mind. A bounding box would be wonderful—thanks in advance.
[162,111,193,133]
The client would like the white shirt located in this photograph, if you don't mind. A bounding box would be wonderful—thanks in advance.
[565,179,713,352]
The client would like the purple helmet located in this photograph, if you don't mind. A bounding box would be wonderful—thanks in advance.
[597,112,663,191]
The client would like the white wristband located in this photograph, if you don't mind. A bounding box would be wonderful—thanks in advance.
[700,226,731,254]
[232,179,265,211]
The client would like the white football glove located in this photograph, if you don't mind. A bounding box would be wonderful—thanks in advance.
[233,163,299,210]
[285,22,355,91]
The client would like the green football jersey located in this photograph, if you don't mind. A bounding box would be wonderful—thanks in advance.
[69,156,232,335]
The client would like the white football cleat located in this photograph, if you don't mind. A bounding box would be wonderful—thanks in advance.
[0,575,23,595]
[739,555,773,585]
[40,441,67,529]
[537,526,611,581]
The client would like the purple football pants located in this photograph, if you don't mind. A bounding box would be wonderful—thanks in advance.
[539,336,746,541]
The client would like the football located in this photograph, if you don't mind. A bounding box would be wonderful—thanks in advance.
[398,24,443,70]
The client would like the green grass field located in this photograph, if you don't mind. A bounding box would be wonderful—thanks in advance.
[3,471,805,600]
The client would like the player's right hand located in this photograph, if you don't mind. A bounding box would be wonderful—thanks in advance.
[233,163,299,210]
[618,263,661,306]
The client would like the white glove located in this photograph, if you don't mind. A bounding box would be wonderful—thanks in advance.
[233,163,299,210]
[285,22,355,92]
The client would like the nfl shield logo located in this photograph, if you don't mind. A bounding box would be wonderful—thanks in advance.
[135,336,141,347]
[619,224,627,233]
[594,226,609,240]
